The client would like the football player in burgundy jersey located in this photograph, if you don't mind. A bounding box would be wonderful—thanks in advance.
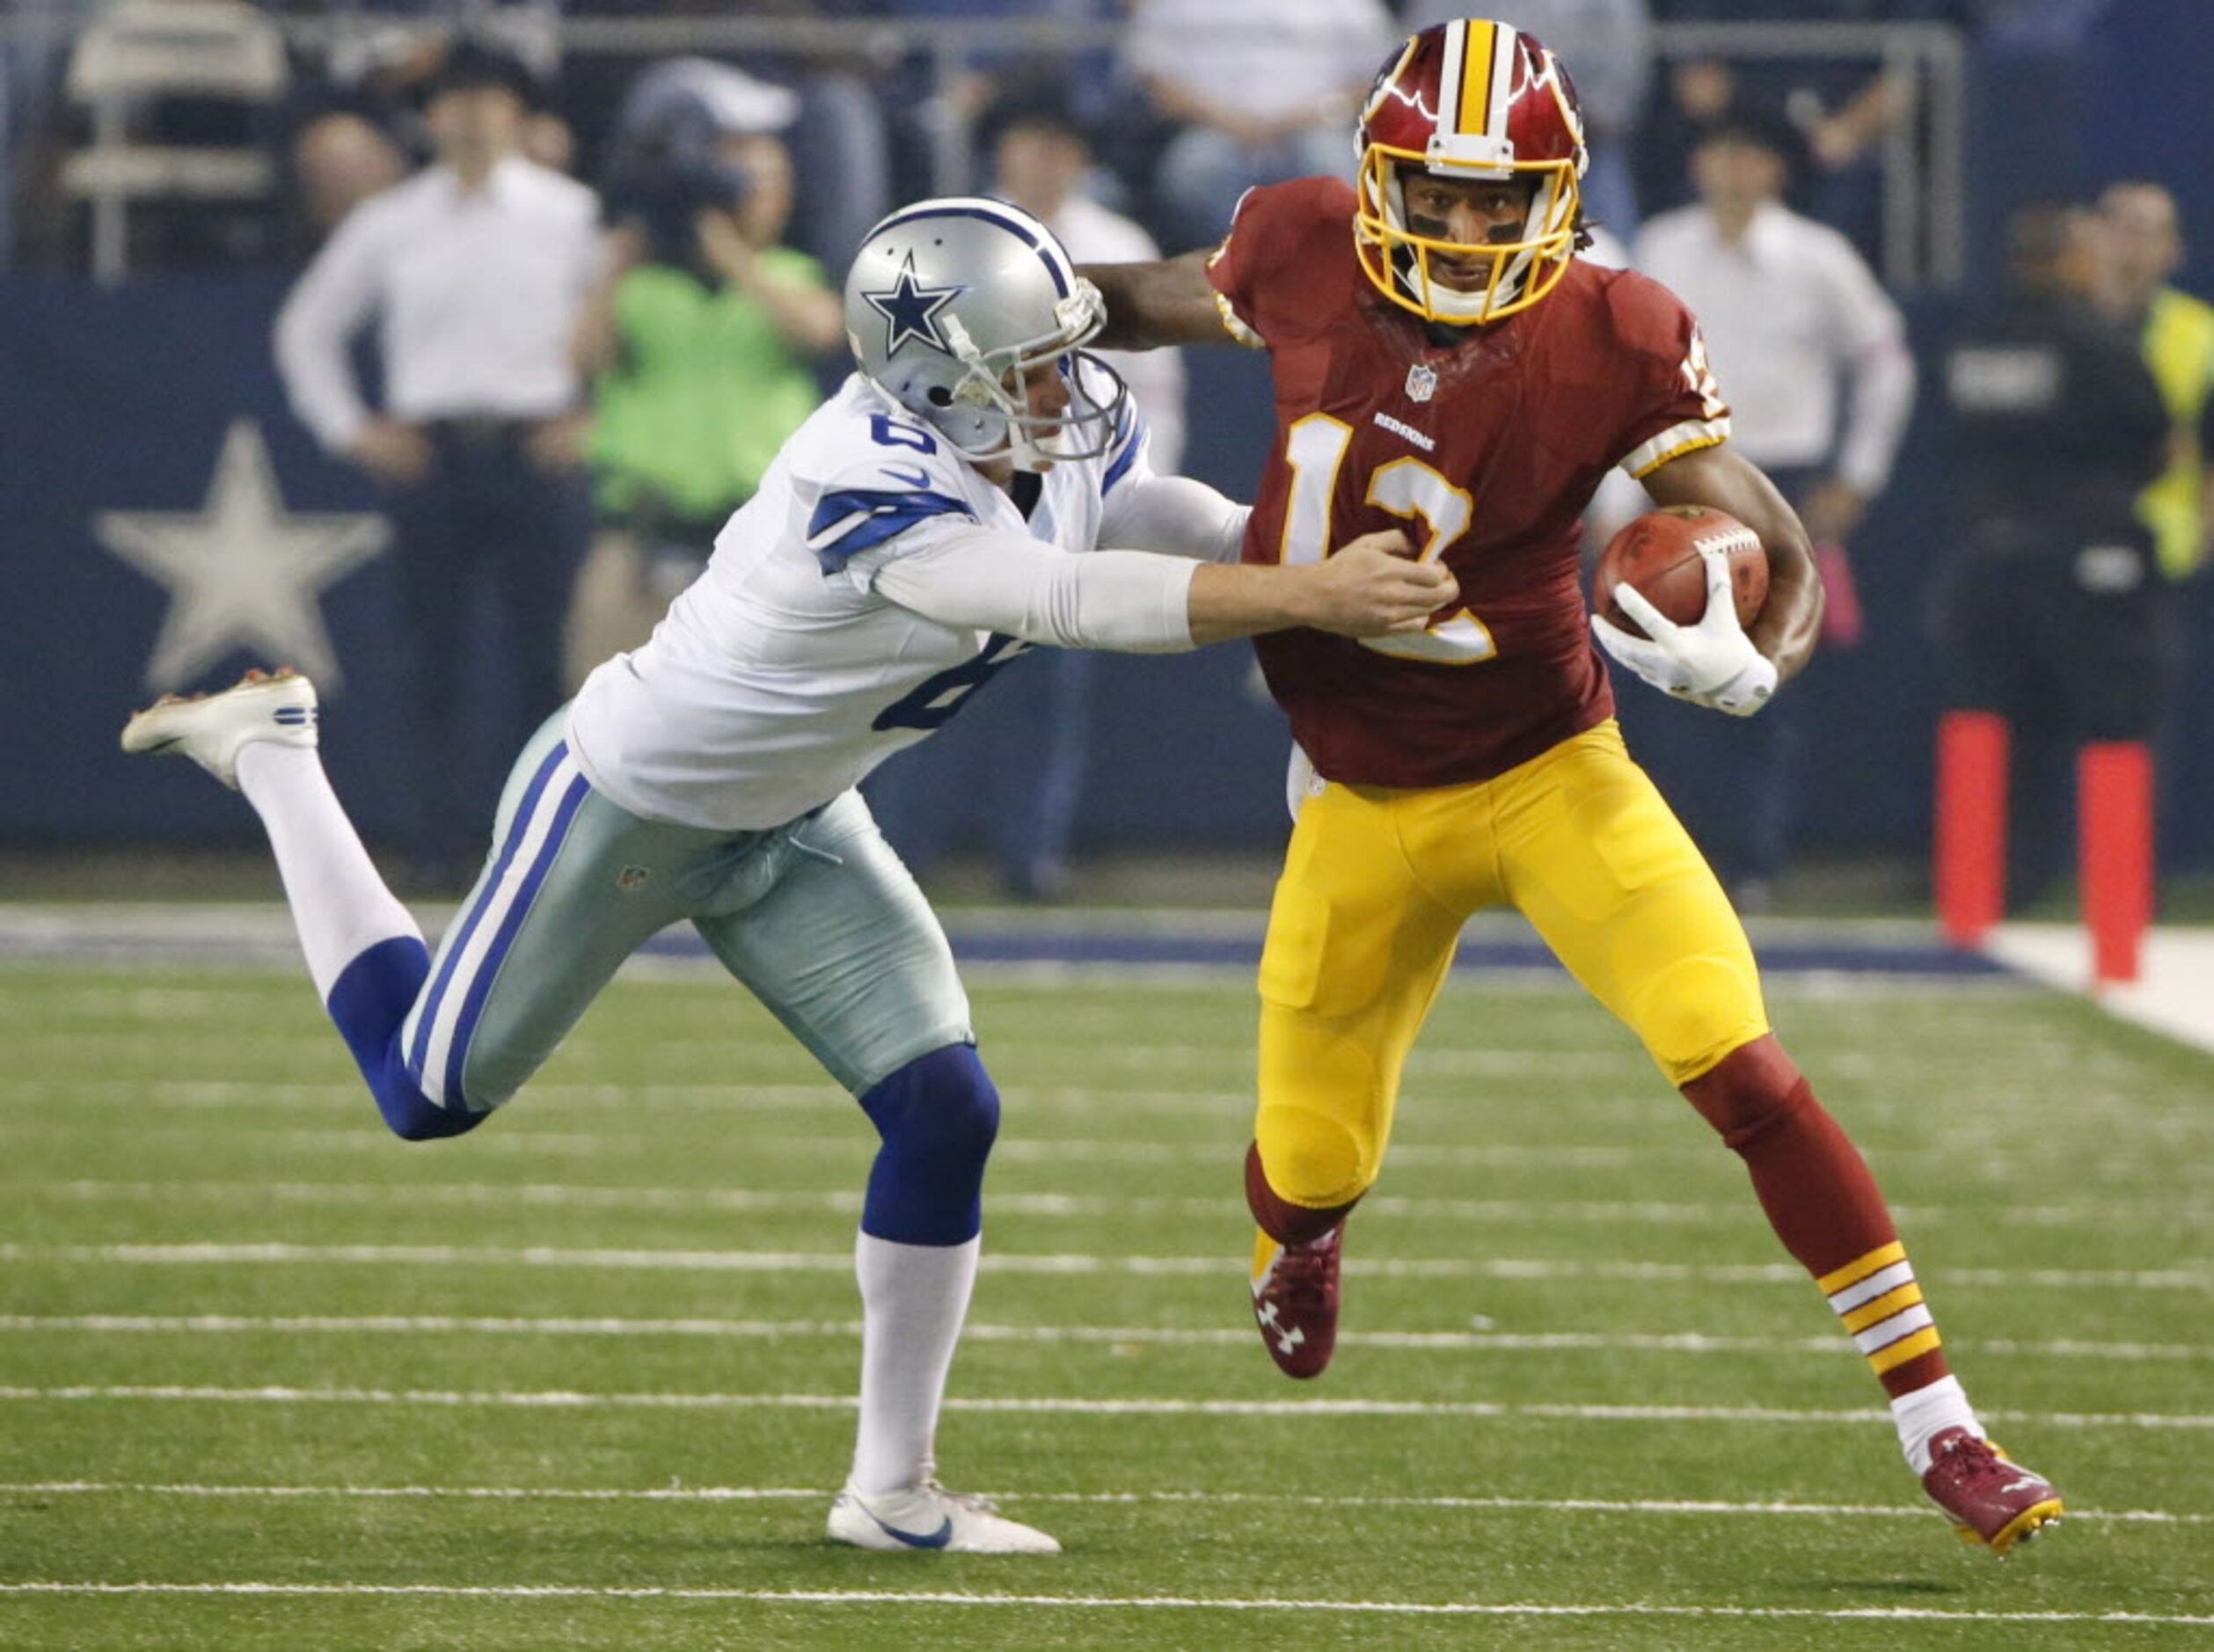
[1082,18,2061,1553]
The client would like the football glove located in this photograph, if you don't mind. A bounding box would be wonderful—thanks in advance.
[1591,544,1778,717]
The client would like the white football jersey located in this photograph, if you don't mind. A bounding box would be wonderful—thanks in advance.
[567,372,1154,831]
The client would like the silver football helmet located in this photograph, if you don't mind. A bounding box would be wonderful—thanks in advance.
[844,196,1128,471]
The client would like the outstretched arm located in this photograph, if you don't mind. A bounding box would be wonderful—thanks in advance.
[1640,442,1824,684]
[869,528,1452,653]
[1080,251,1238,351]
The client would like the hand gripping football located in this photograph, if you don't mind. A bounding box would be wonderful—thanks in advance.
[1591,506,1768,639]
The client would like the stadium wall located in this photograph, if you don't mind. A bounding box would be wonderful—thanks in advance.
[5,275,2210,872]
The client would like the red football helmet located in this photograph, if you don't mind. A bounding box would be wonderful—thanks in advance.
[1355,20,1589,325]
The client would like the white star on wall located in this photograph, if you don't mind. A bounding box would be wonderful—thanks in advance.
[95,419,389,691]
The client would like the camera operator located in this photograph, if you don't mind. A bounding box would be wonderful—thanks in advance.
[568,59,843,684]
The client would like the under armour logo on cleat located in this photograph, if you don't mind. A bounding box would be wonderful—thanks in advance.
[1275,1327,1305,1355]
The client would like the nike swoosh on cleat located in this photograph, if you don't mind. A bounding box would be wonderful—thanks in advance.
[870,1511,954,1549]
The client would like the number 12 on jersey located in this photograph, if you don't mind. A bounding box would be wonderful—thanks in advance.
[1278,413,1497,665]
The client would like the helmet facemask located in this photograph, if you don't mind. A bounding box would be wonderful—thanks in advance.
[1352,20,1589,326]
[928,281,1129,473]
[1356,144,1580,325]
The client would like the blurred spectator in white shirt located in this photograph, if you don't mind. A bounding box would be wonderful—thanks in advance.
[1638,116,1913,548]
[274,37,603,886]
[1626,111,1915,908]
[1122,0,1395,252]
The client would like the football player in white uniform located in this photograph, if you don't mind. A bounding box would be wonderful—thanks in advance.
[121,197,1452,1554]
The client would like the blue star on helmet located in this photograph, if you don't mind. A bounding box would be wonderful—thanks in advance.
[862,252,966,357]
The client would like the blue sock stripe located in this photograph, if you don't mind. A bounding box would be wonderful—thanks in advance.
[406,739,572,1085]
[441,770,591,1106]
[325,934,432,1080]
[321,935,478,1141]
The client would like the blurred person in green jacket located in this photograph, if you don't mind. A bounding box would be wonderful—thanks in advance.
[2096,179,2214,871]
[2098,179,2214,585]
[568,58,844,684]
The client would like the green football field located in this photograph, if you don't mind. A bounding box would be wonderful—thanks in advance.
[1,947,2210,1648]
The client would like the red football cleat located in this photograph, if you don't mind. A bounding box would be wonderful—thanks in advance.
[1921,1427,2064,1555]
[1250,1224,1342,1378]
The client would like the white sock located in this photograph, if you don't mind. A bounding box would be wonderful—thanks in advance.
[1891,1374,1982,1474]
[847,1231,981,1496]
[235,742,420,1001]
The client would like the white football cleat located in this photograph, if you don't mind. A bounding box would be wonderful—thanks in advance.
[826,1480,1061,1554]
[120,667,318,789]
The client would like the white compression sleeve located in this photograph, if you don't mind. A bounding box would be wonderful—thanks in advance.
[868,530,1198,653]
[1098,471,1251,564]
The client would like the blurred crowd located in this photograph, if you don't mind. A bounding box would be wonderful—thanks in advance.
[5,0,2204,907]
[3,0,2072,283]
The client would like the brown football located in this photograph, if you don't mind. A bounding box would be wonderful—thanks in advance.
[1591,506,1769,639]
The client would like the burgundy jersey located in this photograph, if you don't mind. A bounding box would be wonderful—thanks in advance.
[1209,177,1731,788]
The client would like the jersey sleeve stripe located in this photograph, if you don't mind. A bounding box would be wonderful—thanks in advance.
[1102,402,1148,495]
[806,487,976,573]
[1213,292,1264,350]
[1619,418,1731,479]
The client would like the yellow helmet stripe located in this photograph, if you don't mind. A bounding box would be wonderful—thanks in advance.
[1459,19,1497,137]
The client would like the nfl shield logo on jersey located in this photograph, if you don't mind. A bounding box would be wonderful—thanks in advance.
[1405,362,1438,403]
[615,865,651,893]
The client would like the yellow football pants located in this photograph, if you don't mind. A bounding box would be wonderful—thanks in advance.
[1254,720,1771,1210]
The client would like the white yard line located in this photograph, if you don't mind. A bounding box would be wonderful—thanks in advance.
[0,1384,2204,1429]
[5,1120,2196,1178]
[4,1480,2205,1526]
[0,1582,2204,1625]
[18,1078,2206,1141]
[1,1240,2201,1290]
[1,1314,2204,1364]
[15,1177,2204,1231]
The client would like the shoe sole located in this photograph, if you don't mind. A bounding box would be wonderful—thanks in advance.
[1949,1498,2063,1557]
[1985,1499,2064,1558]
[826,1500,1059,1555]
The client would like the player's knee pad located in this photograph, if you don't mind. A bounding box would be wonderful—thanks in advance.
[325,935,484,1143]
[1679,1034,1810,1152]
[1628,949,1770,1087]
[1253,1102,1376,1214]
[369,1058,486,1142]
[856,1043,1001,1246]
